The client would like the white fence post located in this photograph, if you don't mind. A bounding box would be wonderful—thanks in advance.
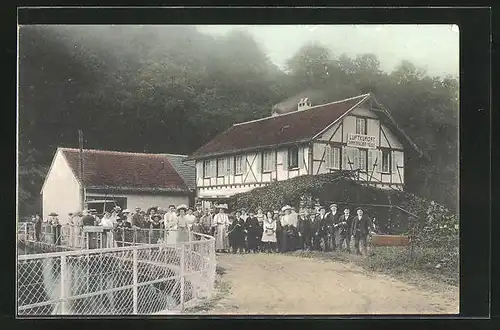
[133,248,138,314]
[60,255,68,314]
[180,244,185,312]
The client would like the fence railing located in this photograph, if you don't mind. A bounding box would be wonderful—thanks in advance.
[19,223,198,250]
[17,223,216,315]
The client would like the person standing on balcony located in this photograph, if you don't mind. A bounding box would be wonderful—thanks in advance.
[213,204,230,253]
[48,213,60,245]
[34,213,42,241]
[351,207,371,256]
[150,213,163,244]
[100,211,115,248]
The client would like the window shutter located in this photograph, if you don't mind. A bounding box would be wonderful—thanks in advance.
[334,147,340,169]
[342,147,348,170]
[392,151,397,174]
[325,145,331,168]
[299,147,304,168]
[196,161,203,178]
[255,153,261,173]
[353,149,359,170]
[368,149,373,173]
[283,149,288,169]
[226,157,232,175]
[272,150,276,170]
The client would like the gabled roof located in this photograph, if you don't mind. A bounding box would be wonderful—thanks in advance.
[58,148,192,193]
[162,154,196,190]
[188,93,370,160]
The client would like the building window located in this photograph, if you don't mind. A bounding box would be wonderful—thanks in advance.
[203,159,215,178]
[326,145,341,170]
[382,150,391,173]
[262,150,275,172]
[356,117,367,135]
[234,155,244,175]
[217,158,225,177]
[358,149,368,172]
[288,146,299,169]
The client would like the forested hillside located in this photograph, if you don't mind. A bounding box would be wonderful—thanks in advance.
[18,25,458,216]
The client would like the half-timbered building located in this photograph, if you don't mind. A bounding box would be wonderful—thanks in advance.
[187,93,422,207]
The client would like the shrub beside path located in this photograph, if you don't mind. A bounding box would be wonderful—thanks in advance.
[191,253,459,315]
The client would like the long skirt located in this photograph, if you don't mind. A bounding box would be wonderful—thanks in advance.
[177,227,190,243]
[215,224,229,250]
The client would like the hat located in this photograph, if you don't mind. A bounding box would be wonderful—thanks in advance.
[281,205,292,212]
[177,204,188,212]
[330,203,338,208]
[90,209,97,213]
[114,205,122,210]
[216,204,228,210]
[122,209,131,214]
[48,212,58,217]
[356,207,364,212]
[152,214,162,220]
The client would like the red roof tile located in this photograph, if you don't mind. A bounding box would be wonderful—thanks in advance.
[190,94,369,159]
[61,148,191,192]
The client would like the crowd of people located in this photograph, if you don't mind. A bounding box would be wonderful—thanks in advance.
[195,202,377,256]
[30,204,200,246]
[30,201,378,256]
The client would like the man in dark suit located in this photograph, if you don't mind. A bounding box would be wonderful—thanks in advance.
[311,207,324,251]
[297,207,312,250]
[351,207,371,256]
[244,211,260,253]
[324,203,341,252]
[338,208,353,253]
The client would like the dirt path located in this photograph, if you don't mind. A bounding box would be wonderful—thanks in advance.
[196,253,459,315]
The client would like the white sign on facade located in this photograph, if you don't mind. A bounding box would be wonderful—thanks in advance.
[347,133,378,149]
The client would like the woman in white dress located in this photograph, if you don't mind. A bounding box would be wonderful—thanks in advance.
[100,211,115,248]
[261,211,277,253]
[213,204,230,253]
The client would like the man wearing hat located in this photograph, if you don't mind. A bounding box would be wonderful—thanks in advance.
[311,207,324,251]
[325,203,341,251]
[115,209,132,246]
[338,208,353,253]
[244,210,260,253]
[131,207,145,229]
[297,206,312,251]
[351,207,371,256]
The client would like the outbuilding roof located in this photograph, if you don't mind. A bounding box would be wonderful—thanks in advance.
[59,148,192,193]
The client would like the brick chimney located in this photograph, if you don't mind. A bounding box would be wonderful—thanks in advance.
[297,97,312,111]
